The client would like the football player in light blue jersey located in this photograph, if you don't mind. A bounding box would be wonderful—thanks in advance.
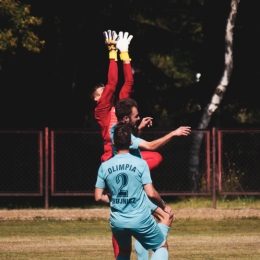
[95,123,172,260]
[110,98,191,159]
[109,98,191,260]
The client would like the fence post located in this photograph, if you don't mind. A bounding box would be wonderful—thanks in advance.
[45,127,49,210]
[212,127,216,209]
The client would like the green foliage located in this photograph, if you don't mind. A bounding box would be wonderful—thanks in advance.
[0,0,44,55]
[149,50,195,87]
[129,0,204,88]
[232,107,260,124]
[221,154,244,192]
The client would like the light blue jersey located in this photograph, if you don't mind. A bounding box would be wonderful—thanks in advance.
[95,153,155,228]
[110,123,143,158]
[110,123,158,213]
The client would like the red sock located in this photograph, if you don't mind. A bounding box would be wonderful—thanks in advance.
[140,151,163,171]
[112,235,119,259]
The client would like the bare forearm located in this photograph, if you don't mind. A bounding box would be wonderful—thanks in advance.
[140,126,191,151]
[141,131,175,151]
[148,190,166,210]
[144,184,166,211]
[150,132,174,150]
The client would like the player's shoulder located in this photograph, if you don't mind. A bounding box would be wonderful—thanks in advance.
[102,156,116,166]
[128,153,147,165]
[130,133,143,141]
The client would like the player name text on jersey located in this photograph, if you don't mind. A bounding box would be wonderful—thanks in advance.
[108,164,136,174]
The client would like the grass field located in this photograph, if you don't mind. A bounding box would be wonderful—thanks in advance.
[0,196,260,259]
[0,217,259,259]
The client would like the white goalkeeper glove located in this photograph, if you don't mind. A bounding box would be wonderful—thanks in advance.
[116,31,133,61]
[103,30,119,61]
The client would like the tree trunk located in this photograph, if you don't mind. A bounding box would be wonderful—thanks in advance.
[188,0,240,191]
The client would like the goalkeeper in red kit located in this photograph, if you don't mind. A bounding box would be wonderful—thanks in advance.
[91,30,163,168]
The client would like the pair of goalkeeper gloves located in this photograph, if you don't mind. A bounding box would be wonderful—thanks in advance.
[103,30,133,61]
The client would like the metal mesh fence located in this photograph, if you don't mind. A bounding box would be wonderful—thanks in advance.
[139,130,210,194]
[218,130,260,193]
[50,129,210,195]
[0,131,43,195]
[1,128,260,203]
[51,130,103,195]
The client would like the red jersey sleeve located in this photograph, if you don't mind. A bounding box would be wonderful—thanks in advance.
[95,60,118,125]
[94,60,118,162]
[119,63,134,99]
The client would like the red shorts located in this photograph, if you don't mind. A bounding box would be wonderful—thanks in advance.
[140,151,163,171]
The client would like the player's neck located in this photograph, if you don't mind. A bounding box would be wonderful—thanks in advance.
[117,150,129,154]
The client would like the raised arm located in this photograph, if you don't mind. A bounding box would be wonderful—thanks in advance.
[104,30,119,95]
[138,126,191,151]
[119,61,134,99]
[116,31,134,99]
[95,30,119,122]
[95,60,118,114]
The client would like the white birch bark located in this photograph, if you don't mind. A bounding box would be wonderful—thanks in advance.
[189,0,240,191]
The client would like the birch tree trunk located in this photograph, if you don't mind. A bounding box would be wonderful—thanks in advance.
[188,0,240,191]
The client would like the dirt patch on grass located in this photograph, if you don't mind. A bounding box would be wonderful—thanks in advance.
[0,208,259,220]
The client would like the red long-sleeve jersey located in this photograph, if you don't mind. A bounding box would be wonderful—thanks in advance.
[94,60,133,162]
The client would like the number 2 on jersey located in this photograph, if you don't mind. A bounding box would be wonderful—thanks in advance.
[116,173,128,197]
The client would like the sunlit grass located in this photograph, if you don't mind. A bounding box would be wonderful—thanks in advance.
[0,218,259,260]
[1,195,260,210]
[83,195,260,210]
[163,196,260,209]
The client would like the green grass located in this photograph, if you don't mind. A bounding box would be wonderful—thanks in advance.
[0,218,259,259]
[1,195,260,210]
[162,195,260,210]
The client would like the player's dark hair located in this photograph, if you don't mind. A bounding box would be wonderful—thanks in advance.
[90,83,105,100]
[115,98,138,121]
[113,122,131,151]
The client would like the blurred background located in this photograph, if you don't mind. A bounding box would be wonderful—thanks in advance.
[0,0,259,130]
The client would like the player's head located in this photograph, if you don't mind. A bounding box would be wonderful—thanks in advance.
[90,83,105,102]
[113,122,132,151]
[115,98,140,127]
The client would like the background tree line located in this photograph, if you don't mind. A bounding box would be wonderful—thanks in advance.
[0,0,259,129]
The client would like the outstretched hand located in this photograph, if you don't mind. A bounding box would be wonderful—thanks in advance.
[174,126,191,136]
[103,30,119,51]
[116,31,133,52]
[103,30,119,60]
[138,117,153,130]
